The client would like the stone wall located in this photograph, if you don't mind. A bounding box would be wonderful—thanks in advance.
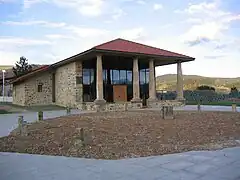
[12,72,53,106]
[78,102,128,112]
[24,72,53,106]
[55,61,83,108]
[12,83,25,106]
[147,100,184,108]
[78,102,141,112]
[77,100,183,112]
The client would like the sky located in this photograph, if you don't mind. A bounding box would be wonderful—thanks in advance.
[0,0,239,78]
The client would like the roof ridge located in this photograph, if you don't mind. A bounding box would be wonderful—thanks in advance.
[118,38,190,58]
[95,38,191,58]
[94,38,122,48]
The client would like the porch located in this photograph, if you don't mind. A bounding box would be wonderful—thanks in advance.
[78,53,186,112]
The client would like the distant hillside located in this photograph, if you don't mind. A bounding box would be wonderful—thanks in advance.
[156,74,240,93]
[0,64,47,80]
[0,65,13,70]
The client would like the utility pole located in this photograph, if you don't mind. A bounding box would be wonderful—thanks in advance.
[2,70,6,102]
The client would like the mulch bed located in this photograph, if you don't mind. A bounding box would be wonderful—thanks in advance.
[0,111,240,159]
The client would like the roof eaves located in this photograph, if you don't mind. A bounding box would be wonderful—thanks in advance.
[94,49,195,61]
[49,48,95,69]
[11,65,49,84]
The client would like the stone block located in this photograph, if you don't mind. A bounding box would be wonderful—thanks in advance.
[38,111,43,121]
[66,107,71,115]
[162,106,174,119]
[232,104,237,112]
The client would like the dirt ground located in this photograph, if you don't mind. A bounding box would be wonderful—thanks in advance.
[0,111,240,159]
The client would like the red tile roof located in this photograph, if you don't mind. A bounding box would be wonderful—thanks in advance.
[12,38,195,84]
[94,38,193,59]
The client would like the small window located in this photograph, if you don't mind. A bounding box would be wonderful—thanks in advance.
[37,83,43,92]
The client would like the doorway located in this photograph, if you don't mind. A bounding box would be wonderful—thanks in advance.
[113,85,127,102]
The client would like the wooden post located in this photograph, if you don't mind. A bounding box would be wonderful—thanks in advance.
[74,128,85,147]
[80,128,84,142]
[232,103,237,112]
[197,103,201,112]
[18,116,27,136]
[18,116,24,134]
[162,106,174,119]
[66,107,71,115]
[38,111,43,121]
[18,116,24,127]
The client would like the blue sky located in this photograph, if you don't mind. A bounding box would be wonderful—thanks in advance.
[0,0,239,78]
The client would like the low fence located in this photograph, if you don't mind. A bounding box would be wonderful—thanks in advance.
[157,90,240,104]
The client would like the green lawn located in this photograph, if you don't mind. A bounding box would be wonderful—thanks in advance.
[0,109,11,114]
[186,101,240,106]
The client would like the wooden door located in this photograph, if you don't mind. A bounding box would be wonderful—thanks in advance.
[113,85,127,102]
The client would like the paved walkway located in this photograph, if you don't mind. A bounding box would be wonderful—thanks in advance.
[0,109,87,137]
[0,105,239,137]
[0,147,240,180]
[175,105,240,112]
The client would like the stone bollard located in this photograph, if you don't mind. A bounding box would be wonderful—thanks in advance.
[124,103,128,111]
[162,106,174,119]
[18,115,24,127]
[80,128,84,142]
[74,128,85,147]
[66,107,71,115]
[38,111,43,121]
[232,103,237,112]
[197,103,201,112]
[18,116,27,136]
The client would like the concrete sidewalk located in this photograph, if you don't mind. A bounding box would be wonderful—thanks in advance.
[1,147,240,180]
[0,109,89,137]
[174,105,240,112]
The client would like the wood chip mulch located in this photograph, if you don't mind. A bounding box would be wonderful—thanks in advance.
[0,111,240,159]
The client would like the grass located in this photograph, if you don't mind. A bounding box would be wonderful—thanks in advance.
[0,65,13,70]
[0,103,66,112]
[186,101,240,106]
[24,105,66,111]
[0,109,11,114]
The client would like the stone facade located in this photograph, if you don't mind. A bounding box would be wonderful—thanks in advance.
[55,61,82,108]
[13,61,83,107]
[25,72,52,106]
[13,72,53,106]
[77,100,182,112]
[12,83,25,106]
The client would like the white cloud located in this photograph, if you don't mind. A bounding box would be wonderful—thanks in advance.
[45,34,72,39]
[179,1,240,45]
[23,0,105,17]
[4,20,110,38]
[65,26,109,38]
[185,2,216,14]
[183,22,224,42]
[112,8,126,20]
[119,27,147,40]
[4,20,66,28]
[153,3,163,11]
[23,0,46,9]
[137,0,146,5]
[0,37,51,46]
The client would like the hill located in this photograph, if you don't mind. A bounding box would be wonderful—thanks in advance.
[0,65,13,70]
[156,74,240,93]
